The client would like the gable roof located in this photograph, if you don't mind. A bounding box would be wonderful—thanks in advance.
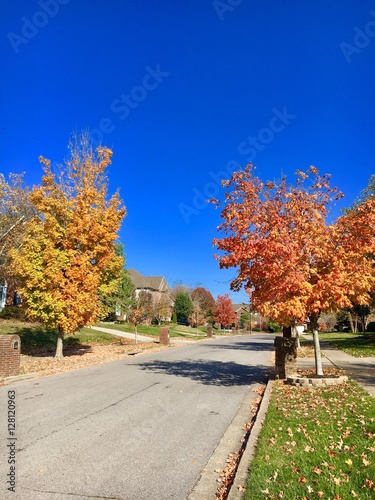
[128,268,169,293]
[232,304,250,313]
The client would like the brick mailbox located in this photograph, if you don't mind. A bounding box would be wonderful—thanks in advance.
[274,336,297,379]
[206,325,213,338]
[0,335,21,378]
[159,327,170,345]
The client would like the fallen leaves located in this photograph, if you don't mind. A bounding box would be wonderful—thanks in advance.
[246,380,375,499]
[17,342,168,379]
[215,383,267,499]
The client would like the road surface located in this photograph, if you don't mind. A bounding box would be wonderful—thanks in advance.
[1,334,274,500]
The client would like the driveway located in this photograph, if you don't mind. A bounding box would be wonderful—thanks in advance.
[0,334,274,500]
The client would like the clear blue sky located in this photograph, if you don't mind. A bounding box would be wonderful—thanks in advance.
[1,0,375,302]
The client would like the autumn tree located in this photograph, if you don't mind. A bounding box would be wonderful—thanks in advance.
[10,133,125,359]
[213,165,375,374]
[214,294,236,330]
[189,302,206,327]
[153,293,172,325]
[136,290,153,324]
[191,287,216,323]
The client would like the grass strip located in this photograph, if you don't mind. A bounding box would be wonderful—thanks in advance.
[319,332,375,358]
[245,379,375,499]
[0,321,123,354]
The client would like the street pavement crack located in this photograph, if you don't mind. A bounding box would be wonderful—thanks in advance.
[22,487,124,499]
[18,382,160,453]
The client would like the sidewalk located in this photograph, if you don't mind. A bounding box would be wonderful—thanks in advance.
[89,325,202,345]
[299,336,375,397]
[89,325,155,342]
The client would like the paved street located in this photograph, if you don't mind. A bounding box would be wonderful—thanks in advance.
[0,334,274,500]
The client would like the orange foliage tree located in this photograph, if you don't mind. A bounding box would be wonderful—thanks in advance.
[10,134,126,359]
[214,294,236,330]
[191,286,216,323]
[213,165,375,374]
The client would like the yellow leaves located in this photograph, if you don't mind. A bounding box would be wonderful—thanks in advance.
[362,455,371,466]
[10,133,126,337]
[312,466,322,475]
[268,435,277,446]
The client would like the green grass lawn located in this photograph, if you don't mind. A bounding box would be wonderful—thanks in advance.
[319,332,375,357]
[246,380,375,499]
[0,320,122,354]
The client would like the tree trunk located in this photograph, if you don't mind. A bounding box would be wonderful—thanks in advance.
[348,312,355,333]
[312,329,323,376]
[360,315,367,335]
[55,328,64,360]
[282,326,292,338]
[309,313,323,376]
[294,327,301,348]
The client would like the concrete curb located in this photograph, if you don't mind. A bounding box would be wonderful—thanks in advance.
[187,381,269,500]
[228,378,274,499]
[0,372,40,384]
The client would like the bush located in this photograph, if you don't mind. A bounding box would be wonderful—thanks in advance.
[0,306,26,320]
[267,319,281,333]
[366,321,375,332]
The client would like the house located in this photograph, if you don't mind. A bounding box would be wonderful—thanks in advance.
[128,268,169,298]
[128,268,172,322]
[232,304,250,326]
[232,303,263,329]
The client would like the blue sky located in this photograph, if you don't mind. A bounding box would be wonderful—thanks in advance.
[1,0,375,302]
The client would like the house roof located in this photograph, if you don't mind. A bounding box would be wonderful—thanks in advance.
[232,304,250,313]
[128,268,169,293]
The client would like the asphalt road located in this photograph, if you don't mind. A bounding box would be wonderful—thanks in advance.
[1,334,274,500]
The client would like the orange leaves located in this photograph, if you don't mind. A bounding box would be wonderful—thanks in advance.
[214,294,236,328]
[213,163,375,328]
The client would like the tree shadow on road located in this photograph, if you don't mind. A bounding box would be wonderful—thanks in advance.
[209,340,275,352]
[137,359,272,386]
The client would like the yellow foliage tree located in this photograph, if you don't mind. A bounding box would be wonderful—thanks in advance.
[10,134,126,359]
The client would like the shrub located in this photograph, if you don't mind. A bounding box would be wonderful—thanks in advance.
[267,319,281,333]
[0,306,26,320]
[366,321,375,332]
